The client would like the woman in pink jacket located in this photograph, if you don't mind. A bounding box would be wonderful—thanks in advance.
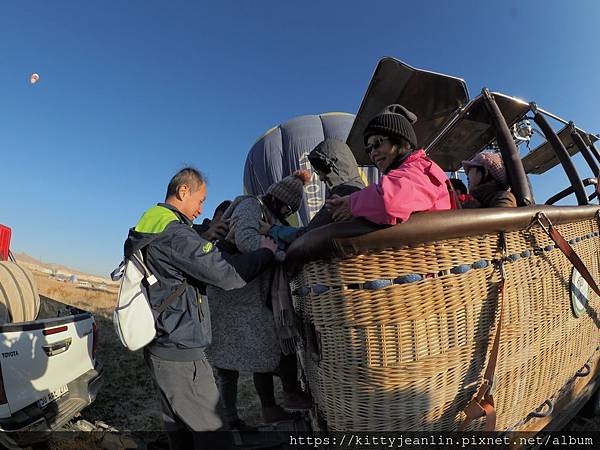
[327,104,455,224]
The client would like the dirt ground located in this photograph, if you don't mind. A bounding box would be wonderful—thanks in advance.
[32,273,599,434]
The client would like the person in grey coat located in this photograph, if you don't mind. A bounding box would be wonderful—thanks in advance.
[206,170,312,429]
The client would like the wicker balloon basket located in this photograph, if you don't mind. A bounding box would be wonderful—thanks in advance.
[289,207,600,431]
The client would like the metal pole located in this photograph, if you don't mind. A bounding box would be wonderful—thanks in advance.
[533,107,588,205]
[569,123,599,177]
[425,105,468,154]
[536,107,570,126]
[482,89,533,206]
[588,141,600,166]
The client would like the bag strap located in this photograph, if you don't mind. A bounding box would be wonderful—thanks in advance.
[155,280,188,314]
[459,232,507,431]
[133,212,190,308]
[129,209,190,284]
[131,251,157,285]
[535,212,600,298]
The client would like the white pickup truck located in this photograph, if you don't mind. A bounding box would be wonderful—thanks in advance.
[0,287,103,447]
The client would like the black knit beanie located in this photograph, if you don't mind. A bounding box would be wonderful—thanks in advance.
[363,104,418,149]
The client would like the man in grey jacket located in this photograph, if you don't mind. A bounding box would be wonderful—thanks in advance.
[123,167,276,449]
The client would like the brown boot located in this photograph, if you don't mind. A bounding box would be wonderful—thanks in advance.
[282,390,312,410]
[261,405,300,423]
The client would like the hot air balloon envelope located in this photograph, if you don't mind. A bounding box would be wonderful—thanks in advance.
[30,73,40,84]
[244,113,380,226]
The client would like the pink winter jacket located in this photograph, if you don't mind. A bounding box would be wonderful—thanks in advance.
[349,149,454,225]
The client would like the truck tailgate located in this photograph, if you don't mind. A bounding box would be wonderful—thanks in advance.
[0,314,96,414]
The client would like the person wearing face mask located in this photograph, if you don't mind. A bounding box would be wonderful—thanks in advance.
[306,139,366,226]
[326,104,456,224]
[206,171,313,430]
[263,139,366,248]
[461,152,517,208]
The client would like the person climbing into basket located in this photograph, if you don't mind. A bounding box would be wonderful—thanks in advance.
[261,138,366,249]
[326,104,456,224]
[206,170,313,431]
[461,151,517,208]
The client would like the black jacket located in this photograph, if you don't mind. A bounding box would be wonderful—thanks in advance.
[124,203,274,361]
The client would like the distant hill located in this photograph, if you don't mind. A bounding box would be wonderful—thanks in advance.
[13,252,45,266]
[14,252,116,285]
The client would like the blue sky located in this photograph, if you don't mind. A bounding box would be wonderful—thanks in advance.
[1,0,599,276]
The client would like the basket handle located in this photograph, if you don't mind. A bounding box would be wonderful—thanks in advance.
[535,212,600,298]
[459,233,507,432]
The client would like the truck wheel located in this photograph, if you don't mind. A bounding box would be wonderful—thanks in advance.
[0,261,40,324]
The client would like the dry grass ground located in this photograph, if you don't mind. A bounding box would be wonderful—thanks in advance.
[32,273,599,433]
[33,273,272,432]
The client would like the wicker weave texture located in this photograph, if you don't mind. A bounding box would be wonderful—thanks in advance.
[292,219,600,431]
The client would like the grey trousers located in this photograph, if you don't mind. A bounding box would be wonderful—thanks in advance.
[145,351,229,449]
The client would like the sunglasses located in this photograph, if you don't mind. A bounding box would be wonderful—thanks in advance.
[277,201,293,218]
[282,205,294,217]
[365,137,390,155]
